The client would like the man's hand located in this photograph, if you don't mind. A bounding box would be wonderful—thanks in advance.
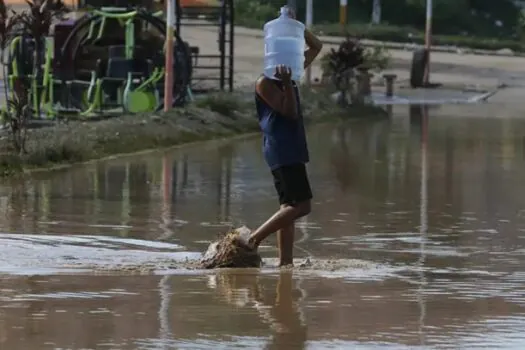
[282,6,296,19]
[281,6,323,69]
[304,29,323,68]
[275,64,293,84]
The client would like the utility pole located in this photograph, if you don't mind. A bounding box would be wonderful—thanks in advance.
[164,0,175,112]
[305,0,313,86]
[340,0,347,33]
[371,0,381,24]
[423,0,432,86]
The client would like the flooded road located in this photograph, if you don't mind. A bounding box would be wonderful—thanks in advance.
[2,105,525,349]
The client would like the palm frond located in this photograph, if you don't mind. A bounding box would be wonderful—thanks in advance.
[0,0,7,21]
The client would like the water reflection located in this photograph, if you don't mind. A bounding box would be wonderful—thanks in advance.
[330,125,357,191]
[0,106,524,250]
[0,106,524,247]
[416,105,429,346]
[2,105,525,347]
[2,271,525,349]
[209,271,308,350]
[157,275,173,349]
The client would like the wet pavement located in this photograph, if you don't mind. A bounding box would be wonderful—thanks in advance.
[1,104,525,349]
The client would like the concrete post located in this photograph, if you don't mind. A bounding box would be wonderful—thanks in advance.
[383,74,398,97]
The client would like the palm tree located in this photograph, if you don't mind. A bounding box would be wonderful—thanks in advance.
[19,0,69,116]
[0,0,18,105]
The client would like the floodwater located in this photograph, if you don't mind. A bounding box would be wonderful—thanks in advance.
[2,105,525,349]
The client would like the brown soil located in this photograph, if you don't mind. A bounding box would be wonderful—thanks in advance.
[200,227,262,269]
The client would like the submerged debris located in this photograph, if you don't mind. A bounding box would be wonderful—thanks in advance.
[200,226,262,269]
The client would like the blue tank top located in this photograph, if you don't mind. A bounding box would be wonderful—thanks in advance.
[255,78,309,170]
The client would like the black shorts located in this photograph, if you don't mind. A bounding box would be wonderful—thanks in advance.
[271,163,313,206]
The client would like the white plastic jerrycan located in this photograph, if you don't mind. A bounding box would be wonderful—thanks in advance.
[263,6,305,81]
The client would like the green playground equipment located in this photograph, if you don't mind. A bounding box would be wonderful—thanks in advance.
[3,5,193,118]
[2,0,235,119]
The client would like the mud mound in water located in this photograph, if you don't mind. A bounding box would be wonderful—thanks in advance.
[200,226,262,269]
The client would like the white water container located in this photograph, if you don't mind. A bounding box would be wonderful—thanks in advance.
[263,6,305,81]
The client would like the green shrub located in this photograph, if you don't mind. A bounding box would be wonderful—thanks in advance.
[320,35,391,77]
[314,23,525,52]
[195,93,246,118]
[234,0,278,29]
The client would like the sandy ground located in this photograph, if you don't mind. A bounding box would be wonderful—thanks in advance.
[179,24,525,116]
[174,24,519,88]
[218,26,525,88]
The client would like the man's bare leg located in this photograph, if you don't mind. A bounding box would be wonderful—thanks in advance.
[277,222,295,267]
[248,201,310,250]
[277,204,295,266]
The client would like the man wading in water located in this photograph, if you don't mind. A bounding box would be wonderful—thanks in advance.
[240,8,323,267]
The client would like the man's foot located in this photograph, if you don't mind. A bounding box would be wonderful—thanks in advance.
[278,262,294,268]
[234,237,257,251]
[233,227,257,251]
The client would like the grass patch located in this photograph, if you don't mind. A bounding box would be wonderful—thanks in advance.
[195,92,250,118]
[0,89,386,177]
[234,11,525,53]
[312,23,525,52]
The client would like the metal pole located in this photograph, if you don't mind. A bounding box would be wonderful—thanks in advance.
[423,0,432,85]
[164,0,176,112]
[340,0,347,33]
[228,0,234,92]
[175,0,181,37]
[305,0,313,86]
[219,2,226,90]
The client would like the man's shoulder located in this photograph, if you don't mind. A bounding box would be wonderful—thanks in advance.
[256,75,270,86]
[255,76,275,98]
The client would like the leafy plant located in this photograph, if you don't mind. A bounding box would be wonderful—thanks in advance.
[8,0,69,116]
[321,35,365,77]
[234,0,278,28]
[0,0,14,50]
[1,78,31,154]
[320,34,390,106]
[321,34,390,77]
[0,0,15,104]
[363,45,391,71]
[16,0,68,39]
[195,93,246,118]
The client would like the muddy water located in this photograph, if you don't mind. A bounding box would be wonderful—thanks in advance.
[2,106,525,349]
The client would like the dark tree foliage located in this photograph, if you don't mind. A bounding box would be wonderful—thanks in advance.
[262,0,522,38]
[325,35,365,75]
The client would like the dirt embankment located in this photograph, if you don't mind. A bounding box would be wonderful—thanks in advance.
[0,89,387,176]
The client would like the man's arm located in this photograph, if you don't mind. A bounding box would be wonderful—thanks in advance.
[256,75,299,120]
[304,29,323,68]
